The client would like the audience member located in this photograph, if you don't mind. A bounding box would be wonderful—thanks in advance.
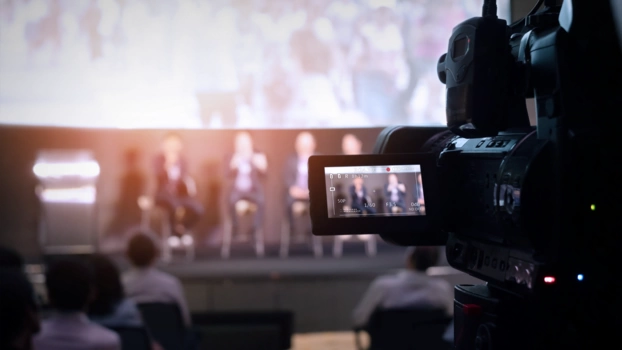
[0,245,24,270]
[0,246,40,350]
[33,258,120,350]
[122,233,191,326]
[352,246,453,327]
[88,254,142,327]
[154,132,204,241]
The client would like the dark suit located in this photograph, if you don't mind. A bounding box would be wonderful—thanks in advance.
[226,153,265,232]
[385,182,407,212]
[349,185,376,215]
[153,153,203,231]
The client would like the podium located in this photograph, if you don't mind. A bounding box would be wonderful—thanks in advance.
[33,150,100,255]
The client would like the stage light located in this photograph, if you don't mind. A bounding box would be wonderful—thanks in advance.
[577,274,584,281]
[33,161,100,178]
[544,276,555,284]
[39,186,96,204]
[590,204,596,211]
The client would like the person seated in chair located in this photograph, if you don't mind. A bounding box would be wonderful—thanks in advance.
[33,259,121,350]
[1,246,40,350]
[88,254,143,328]
[122,233,191,327]
[153,132,204,240]
[352,246,453,328]
[385,173,407,213]
[284,131,317,240]
[227,132,267,242]
[350,177,376,215]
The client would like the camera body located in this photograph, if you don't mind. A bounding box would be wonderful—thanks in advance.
[309,0,622,348]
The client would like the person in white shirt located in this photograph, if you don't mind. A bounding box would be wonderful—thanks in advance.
[352,246,453,327]
[122,233,191,327]
[33,259,120,350]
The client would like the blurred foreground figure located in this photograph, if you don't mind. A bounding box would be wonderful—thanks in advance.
[0,246,40,350]
[33,259,120,350]
[122,233,191,327]
[352,247,452,327]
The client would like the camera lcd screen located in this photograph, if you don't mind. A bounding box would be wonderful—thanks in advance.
[323,165,425,218]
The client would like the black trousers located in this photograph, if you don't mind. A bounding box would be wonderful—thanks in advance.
[155,191,204,234]
[229,190,263,234]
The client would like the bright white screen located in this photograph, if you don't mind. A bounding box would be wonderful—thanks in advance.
[0,0,510,129]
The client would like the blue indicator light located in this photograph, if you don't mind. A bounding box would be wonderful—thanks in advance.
[577,274,584,281]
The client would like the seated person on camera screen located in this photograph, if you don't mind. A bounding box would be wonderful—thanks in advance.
[227,132,267,239]
[350,177,376,215]
[153,133,204,237]
[385,173,407,213]
[352,247,453,327]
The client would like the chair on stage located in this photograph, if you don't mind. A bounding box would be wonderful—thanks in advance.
[137,302,187,350]
[280,200,322,258]
[106,325,152,350]
[221,199,265,259]
[354,308,452,350]
[333,234,377,257]
[137,176,197,263]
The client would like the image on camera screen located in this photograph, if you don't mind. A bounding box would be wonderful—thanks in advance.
[324,165,425,218]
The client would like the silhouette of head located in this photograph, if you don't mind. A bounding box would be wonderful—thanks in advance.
[388,173,398,185]
[406,246,439,272]
[234,132,254,158]
[353,177,364,189]
[295,132,316,157]
[161,133,183,158]
[126,233,158,268]
[342,134,362,155]
[45,259,94,312]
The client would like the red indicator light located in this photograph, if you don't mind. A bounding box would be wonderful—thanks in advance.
[544,276,555,284]
[386,167,390,172]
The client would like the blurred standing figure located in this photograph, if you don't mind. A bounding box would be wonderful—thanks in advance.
[227,132,268,241]
[352,246,453,327]
[284,132,317,239]
[288,24,342,127]
[154,133,204,239]
[193,6,240,128]
[352,6,408,124]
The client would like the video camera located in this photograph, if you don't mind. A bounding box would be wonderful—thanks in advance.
[308,0,622,349]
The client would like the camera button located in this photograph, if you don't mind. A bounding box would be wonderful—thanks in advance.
[491,258,498,268]
[484,256,490,266]
[499,260,506,271]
